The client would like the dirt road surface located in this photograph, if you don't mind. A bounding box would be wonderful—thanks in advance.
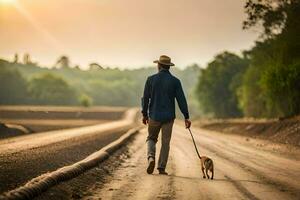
[85,124,300,200]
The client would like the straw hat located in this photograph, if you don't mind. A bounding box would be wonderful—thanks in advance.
[153,55,175,66]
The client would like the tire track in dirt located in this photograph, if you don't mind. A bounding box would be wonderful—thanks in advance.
[223,175,260,200]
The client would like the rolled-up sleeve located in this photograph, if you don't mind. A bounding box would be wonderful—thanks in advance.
[175,80,189,119]
[141,77,151,117]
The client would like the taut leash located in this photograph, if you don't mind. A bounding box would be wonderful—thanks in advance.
[188,128,201,159]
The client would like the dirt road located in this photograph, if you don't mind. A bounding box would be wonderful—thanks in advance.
[85,124,300,200]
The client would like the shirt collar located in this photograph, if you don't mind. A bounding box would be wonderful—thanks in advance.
[159,69,170,74]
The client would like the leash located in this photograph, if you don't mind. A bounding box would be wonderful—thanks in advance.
[188,128,201,159]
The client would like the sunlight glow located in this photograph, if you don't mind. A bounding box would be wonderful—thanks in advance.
[12,1,65,53]
[0,0,16,4]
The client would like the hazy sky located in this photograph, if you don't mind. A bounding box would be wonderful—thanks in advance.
[0,0,258,69]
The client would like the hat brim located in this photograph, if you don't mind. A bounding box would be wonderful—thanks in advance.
[153,60,175,66]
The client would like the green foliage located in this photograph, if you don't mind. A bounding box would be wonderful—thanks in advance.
[237,40,273,117]
[0,60,28,104]
[243,0,296,38]
[0,59,200,116]
[79,94,93,107]
[195,52,249,118]
[87,78,138,106]
[28,73,77,105]
[196,0,300,118]
[238,0,300,118]
[261,61,300,117]
[237,64,267,117]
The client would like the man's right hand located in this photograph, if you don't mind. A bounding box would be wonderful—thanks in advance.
[142,116,149,125]
[185,119,191,129]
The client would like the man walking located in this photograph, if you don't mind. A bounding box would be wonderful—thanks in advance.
[141,55,191,175]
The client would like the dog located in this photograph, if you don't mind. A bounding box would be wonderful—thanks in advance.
[188,128,214,180]
[200,156,214,179]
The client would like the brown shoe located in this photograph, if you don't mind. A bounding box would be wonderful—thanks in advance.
[147,157,155,174]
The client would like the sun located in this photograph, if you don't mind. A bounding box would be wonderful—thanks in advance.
[0,0,17,4]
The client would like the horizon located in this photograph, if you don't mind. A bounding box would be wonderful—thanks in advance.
[0,52,243,70]
[0,0,258,69]
[0,55,200,71]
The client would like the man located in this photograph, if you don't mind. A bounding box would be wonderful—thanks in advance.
[141,55,191,175]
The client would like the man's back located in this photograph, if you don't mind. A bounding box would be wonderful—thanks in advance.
[142,69,189,122]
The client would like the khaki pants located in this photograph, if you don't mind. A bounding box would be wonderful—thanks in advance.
[147,119,174,170]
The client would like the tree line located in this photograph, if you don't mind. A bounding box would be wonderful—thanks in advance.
[0,58,200,115]
[195,0,300,118]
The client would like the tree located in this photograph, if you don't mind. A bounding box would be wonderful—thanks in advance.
[89,63,103,70]
[243,0,299,37]
[243,0,300,64]
[23,53,32,65]
[55,56,71,68]
[0,66,28,104]
[28,73,77,105]
[240,0,300,117]
[261,61,300,116]
[195,52,249,118]
[79,94,93,107]
[87,79,137,106]
[237,40,273,117]
[13,53,19,63]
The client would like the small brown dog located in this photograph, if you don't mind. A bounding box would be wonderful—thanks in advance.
[188,128,214,180]
[200,156,214,179]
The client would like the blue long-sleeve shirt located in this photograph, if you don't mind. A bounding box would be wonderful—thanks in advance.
[141,69,189,122]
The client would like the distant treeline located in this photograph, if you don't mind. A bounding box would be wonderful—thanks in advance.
[0,58,200,116]
[195,0,300,118]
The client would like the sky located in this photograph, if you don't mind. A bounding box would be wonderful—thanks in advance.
[0,0,258,69]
